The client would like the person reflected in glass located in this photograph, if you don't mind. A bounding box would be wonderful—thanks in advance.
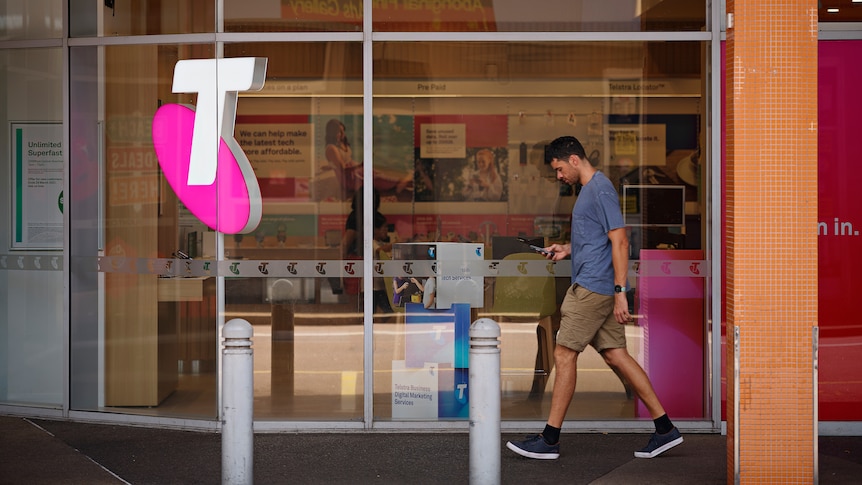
[341,188,380,260]
[506,135,683,461]
[370,211,394,317]
[336,188,380,298]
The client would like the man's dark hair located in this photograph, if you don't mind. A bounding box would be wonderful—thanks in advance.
[545,136,588,164]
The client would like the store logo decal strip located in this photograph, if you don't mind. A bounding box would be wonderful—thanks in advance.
[80,256,709,279]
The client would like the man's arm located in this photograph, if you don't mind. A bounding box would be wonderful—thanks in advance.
[608,227,631,323]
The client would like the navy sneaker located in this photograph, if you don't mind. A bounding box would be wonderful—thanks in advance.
[506,434,560,460]
[634,427,684,458]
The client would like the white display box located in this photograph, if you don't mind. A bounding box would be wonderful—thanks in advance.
[392,242,484,309]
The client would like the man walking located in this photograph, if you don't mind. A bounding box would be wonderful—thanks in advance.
[506,136,683,460]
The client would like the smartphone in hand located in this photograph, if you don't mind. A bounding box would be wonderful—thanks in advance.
[517,237,552,255]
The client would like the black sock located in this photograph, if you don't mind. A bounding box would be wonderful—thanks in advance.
[654,414,673,435]
[542,424,561,444]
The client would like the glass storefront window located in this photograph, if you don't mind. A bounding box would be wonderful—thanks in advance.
[0,0,63,39]
[56,0,715,34]
[70,41,370,421]
[373,0,707,32]
[0,47,64,407]
[819,1,862,23]
[69,0,215,37]
[369,41,708,421]
[70,43,222,418]
[225,42,366,420]
[224,0,363,32]
[56,6,715,427]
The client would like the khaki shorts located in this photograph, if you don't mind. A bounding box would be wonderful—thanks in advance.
[555,284,627,353]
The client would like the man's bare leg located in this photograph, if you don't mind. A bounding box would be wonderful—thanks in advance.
[601,347,683,458]
[547,344,579,428]
[601,347,664,418]
[505,344,579,459]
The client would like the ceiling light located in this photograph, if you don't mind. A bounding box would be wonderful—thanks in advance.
[827,7,839,12]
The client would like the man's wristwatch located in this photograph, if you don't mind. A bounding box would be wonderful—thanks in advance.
[614,285,627,293]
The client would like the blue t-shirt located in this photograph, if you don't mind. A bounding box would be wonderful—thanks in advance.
[570,171,625,295]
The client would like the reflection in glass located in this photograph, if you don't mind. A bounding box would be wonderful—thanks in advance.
[226,42,366,420]
[70,0,215,37]
[0,48,64,407]
[70,44,219,419]
[69,41,372,421]
[0,0,63,39]
[63,0,714,34]
[65,36,708,423]
[370,41,706,421]
[224,0,362,33]
[82,45,357,419]
[373,0,706,32]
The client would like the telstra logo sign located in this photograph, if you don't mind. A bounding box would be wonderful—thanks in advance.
[152,57,267,234]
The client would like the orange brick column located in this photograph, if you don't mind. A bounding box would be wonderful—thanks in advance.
[725,1,818,482]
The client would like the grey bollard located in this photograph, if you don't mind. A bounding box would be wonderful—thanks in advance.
[222,318,254,485]
[469,318,501,485]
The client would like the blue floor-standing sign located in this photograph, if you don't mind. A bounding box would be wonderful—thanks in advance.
[393,302,471,419]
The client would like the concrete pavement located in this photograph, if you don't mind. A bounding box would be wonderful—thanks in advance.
[1,415,861,484]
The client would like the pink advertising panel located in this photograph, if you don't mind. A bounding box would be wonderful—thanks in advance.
[816,40,862,420]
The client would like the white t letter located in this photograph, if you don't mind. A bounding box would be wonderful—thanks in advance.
[172,58,267,185]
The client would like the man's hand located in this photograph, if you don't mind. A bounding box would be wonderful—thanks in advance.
[544,243,571,261]
[614,292,632,324]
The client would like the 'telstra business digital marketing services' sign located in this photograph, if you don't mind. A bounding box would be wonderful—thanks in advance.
[152,57,268,234]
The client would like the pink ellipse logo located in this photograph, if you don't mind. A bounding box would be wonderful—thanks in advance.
[153,104,258,233]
